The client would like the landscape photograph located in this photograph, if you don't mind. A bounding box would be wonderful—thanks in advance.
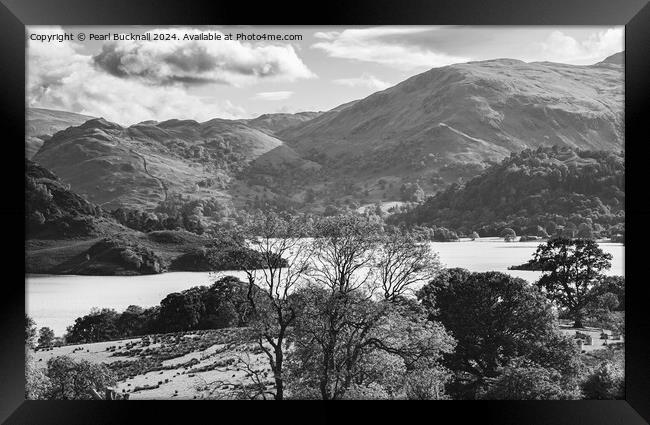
[25,25,625,400]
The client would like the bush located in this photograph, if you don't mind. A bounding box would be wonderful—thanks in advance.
[581,362,624,399]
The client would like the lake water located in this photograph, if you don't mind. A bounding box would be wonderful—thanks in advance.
[26,238,624,336]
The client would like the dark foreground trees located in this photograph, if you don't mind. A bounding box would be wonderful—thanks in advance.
[418,268,582,399]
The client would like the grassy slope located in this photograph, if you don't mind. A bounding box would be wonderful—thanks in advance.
[33,329,271,400]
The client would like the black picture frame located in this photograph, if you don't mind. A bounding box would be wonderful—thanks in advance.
[2,0,649,423]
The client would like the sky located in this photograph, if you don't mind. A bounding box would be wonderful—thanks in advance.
[26,25,624,126]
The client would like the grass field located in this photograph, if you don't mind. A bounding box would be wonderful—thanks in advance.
[33,328,273,400]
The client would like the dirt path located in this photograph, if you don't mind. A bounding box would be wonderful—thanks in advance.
[129,147,168,201]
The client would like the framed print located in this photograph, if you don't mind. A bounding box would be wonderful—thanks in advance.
[1,0,649,423]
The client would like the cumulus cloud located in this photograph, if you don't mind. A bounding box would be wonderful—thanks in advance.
[253,91,294,101]
[93,28,315,86]
[535,28,623,65]
[26,26,254,125]
[333,73,392,91]
[312,26,470,70]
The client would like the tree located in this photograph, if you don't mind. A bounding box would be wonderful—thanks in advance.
[399,183,425,203]
[528,238,612,327]
[581,362,624,399]
[418,268,581,399]
[64,308,120,343]
[44,356,116,400]
[577,223,594,239]
[38,327,55,347]
[220,211,312,400]
[25,314,37,348]
[374,233,441,301]
[159,287,207,332]
[501,228,516,242]
[480,361,581,400]
[287,215,454,400]
[26,349,50,399]
[591,276,625,311]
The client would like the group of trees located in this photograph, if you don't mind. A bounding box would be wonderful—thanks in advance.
[26,160,102,238]
[390,147,625,240]
[111,194,232,235]
[30,213,625,400]
[63,276,253,344]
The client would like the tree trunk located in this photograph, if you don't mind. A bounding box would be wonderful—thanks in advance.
[274,345,284,400]
[573,316,583,328]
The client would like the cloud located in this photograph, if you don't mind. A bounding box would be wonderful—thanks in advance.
[333,73,392,91]
[312,26,470,69]
[253,91,294,101]
[534,28,623,65]
[93,28,316,86]
[26,26,251,125]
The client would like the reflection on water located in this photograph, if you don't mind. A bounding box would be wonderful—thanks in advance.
[26,238,624,336]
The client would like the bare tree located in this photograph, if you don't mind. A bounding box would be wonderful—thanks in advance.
[287,215,451,400]
[374,233,441,300]
[218,211,313,400]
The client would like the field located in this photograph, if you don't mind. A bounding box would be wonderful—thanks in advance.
[32,322,623,400]
[33,328,273,400]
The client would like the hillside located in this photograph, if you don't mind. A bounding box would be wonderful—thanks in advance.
[28,54,624,217]
[32,117,286,211]
[388,146,625,238]
[26,108,95,159]
[278,55,623,192]
[243,111,322,135]
[25,161,271,275]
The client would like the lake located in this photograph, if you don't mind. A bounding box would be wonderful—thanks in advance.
[26,238,624,336]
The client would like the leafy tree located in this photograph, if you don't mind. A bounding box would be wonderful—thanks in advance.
[403,368,451,400]
[581,362,624,399]
[501,228,516,242]
[527,238,612,327]
[25,314,37,348]
[418,268,581,399]
[38,327,55,347]
[591,276,625,311]
[577,223,594,239]
[26,349,50,399]
[44,356,116,400]
[286,216,454,400]
[480,361,581,400]
[399,183,425,203]
[159,287,207,332]
[64,308,120,343]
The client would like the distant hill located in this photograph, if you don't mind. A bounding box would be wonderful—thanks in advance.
[28,54,624,216]
[26,108,95,159]
[32,116,287,210]
[388,146,625,238]
[243,111,322,135]
[278,56,623,192]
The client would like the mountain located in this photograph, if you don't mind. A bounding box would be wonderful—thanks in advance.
[597,52,624,65]
[29,54,624,217]
[278,56,623,192]
[243,111,322,135]
[388,146,625,238]
[33,116,286,210]
[26,108,95,159]
[25,160,262,275]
